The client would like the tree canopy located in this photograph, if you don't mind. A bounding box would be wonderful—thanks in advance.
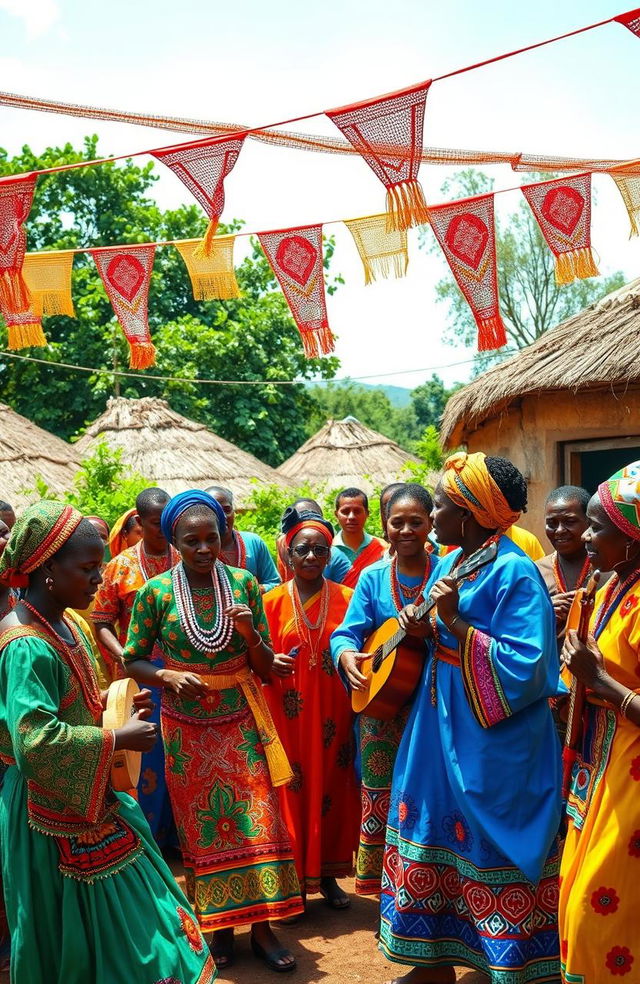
[0,137,339,466]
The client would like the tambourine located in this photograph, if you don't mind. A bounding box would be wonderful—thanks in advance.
[103,677,142,792]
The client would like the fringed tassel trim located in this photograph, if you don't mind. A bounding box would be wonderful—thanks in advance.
[363,250,409,285]
[385,180,430,232]
[299,323,336,358]
[477,314,507,352]
[193,217,220,260]
[30,290,76,319]
[189,272,241,301]
[555,247,600,286]
[0,268,32,314]
[128,341,156,369]
[6,319,47,350]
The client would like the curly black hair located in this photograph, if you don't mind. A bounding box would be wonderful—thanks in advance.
[387,482,434,516]
[485,456,528,513]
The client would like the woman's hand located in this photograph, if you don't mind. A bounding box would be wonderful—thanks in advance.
[429,576,460,626]
[552,591,575,627]
[272,648,299,678]
[114,711,159,752]
[131,688,154,719]
[339,650,369,692]
[224,604,256,643]
[160,669,208,700]
[398,604,433,639]
[562,630,610,691]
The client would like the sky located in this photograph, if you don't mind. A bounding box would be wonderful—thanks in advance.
[0,0,639,391]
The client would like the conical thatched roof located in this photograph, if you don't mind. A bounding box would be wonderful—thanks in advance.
[276,417,421,496]
[441,278,640,447]
[75,397,290,506]
[0,403,80,511]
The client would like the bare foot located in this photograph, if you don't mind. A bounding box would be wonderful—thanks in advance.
[251,920,296,970]
[385,967,456,984]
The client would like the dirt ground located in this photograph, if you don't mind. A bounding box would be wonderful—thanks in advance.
[213,877,488,984]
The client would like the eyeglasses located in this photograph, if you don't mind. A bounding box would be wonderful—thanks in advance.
[291,544,330,558]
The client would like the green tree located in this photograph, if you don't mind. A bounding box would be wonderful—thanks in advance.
[409,374,460,432]
[0,138,340,465]
[420,169,625,370]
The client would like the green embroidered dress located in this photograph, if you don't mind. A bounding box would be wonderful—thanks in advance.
[122,565,302,932]
[0,619,215,984]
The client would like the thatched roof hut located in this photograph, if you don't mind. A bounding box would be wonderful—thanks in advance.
[0,402,80,511]
[440,278,640,541]
[277,417,421,496]
[75,397,290,506]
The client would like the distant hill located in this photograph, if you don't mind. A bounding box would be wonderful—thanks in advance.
[308,380,413,408]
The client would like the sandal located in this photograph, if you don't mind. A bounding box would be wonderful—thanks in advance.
[319,878,351,910]
[251,934,297,973]
[210,928,235,970]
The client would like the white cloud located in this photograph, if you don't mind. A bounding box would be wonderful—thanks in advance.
[0,0,60,39]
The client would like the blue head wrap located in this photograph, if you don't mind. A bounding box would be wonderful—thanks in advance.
[160,490,227,543]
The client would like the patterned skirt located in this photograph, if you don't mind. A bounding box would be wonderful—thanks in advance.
[161,685,303,931]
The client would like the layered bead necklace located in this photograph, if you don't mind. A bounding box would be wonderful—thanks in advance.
[390,554,431,612]
[289,579,330,669]
[552,552,591,593]
[172,560,234,654]
[21,600,103,719]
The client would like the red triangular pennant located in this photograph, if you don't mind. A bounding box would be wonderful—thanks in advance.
[257,225,334,358]
[520,174,599,284]
[615,8,640,37]
[92,245,156,368]
[327,82,431,231]
[0,173,37,321]
[152,136,245,255]
[429,195,506,351]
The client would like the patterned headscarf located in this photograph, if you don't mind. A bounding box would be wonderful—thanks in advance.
[441,451,521,532]
[160,490,227,543]
[281,507,334,549]
[598,460,640,542]
[108,507,137,558]
[0,501,83,588]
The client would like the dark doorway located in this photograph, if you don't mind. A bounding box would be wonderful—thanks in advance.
[563,438,640,493]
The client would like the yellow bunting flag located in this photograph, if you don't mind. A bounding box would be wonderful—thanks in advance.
[344,213,409,285]
[610,172,640,238]
[23,251,75,317]
[175,236,241,301]
[2,305,46,350]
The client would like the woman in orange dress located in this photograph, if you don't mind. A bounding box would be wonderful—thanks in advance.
[263,508,359,910]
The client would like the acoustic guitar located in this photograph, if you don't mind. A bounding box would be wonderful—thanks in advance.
[103,677,142,792]
[351,541,498,720]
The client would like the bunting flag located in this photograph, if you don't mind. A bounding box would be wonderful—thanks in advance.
[610,171,640,237]
[174,236,241,300]
[91,245,156,368]
[429,194,506,351]
[344,213,409,284]
[520,174,599,284]
[1,304,46,350]
[615,8,640,37]
[0,173,37,332]
[152,137,245,257]
[326,82,431,232]
[23,250,75,317]
[257,225,334,358]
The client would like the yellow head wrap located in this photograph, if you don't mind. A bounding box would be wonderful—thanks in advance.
[441,451,521,532]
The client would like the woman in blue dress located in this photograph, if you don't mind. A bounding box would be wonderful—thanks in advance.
[331,484,439,897]
[379,453,562,984]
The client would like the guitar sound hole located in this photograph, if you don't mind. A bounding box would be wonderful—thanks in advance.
[372,649,383,673]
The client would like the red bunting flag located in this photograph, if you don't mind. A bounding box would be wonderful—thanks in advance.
[152,136,244,257]
[520,174,599,285]
[615,8,640,37]
[429,194,506,352]
[326,82,431,232]
[0,173,42,345]
[257,225,334,358]
[92,245,156,368]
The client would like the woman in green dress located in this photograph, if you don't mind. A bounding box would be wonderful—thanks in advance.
[122,490,302,973]
[0,500,215,984]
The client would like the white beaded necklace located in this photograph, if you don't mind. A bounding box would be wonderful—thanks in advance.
[172,560,234,653]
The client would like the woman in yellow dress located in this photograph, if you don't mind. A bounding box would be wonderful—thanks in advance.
[560,461,640,982]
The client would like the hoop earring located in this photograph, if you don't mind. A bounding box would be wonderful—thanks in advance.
[461,518,467,539]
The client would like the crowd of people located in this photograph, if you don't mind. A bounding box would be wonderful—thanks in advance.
[0,453,638,984]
